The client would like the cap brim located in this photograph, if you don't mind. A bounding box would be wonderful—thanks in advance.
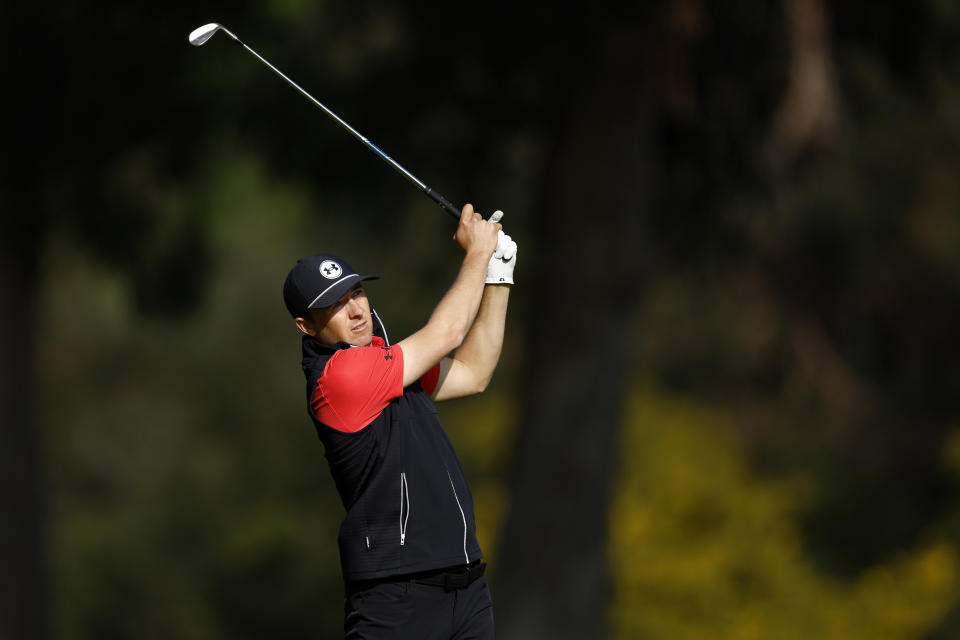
[307,274,379,309]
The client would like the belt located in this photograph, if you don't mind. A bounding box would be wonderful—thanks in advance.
[350,561,486,593]
[411,561,486,592]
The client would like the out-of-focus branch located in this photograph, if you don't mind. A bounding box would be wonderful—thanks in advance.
[766,0,840,174]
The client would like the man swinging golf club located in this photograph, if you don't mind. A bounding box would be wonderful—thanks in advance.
[283,204,516,639]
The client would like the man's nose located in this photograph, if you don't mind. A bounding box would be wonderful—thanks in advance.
[347,298,363,316]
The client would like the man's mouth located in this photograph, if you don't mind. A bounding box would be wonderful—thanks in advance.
[352,321,367,333]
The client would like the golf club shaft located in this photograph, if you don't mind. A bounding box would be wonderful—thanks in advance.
[218,28,461,221]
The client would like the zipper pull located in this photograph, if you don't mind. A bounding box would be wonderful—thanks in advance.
[400,533,406,546]
[365,536,371,549]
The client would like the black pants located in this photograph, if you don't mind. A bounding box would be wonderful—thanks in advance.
[344,572,494,639]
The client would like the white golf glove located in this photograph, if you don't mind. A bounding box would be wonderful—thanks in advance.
[485,210,517,285]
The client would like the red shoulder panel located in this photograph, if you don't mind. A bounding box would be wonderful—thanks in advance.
[312,340,404,433]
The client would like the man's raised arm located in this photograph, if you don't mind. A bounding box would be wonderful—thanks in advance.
[432,229,517,401]
[397,204,501,387]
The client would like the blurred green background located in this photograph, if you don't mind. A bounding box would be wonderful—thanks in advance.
[4,1,960,638]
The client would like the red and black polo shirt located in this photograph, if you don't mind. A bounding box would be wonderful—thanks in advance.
[300,334,482,582]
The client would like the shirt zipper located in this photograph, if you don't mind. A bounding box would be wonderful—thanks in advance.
[400,472,409,546]
[447,471,469,564]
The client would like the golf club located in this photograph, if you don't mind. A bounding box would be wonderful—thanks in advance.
[188,22,461,221]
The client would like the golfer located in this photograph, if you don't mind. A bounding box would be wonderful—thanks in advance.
[283,204,516,639]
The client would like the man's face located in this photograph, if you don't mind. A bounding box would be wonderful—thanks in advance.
[302,285,374,347]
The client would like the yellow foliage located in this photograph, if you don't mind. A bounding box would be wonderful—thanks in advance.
[940,427,960,479]
[609,383,959,640]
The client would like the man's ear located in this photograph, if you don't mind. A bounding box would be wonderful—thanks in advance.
[294,317,316,336]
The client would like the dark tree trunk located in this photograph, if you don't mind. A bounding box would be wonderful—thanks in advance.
[492,21,661,640]
[0,242,46,640]
[2,6,49,634]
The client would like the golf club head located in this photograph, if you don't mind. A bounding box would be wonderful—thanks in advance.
[189,23,226,46]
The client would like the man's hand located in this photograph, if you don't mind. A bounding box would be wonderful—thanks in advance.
[454,204,501,259]
[485,211,517,284]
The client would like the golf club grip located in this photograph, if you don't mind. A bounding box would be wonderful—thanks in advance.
[424,188,462,221]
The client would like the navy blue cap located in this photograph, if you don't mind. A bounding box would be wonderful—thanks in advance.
[283,253,379,318]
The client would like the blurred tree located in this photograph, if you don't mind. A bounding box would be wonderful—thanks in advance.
[611,384,958,639]
[490,14,658,639]
[41,153,354,639]
[0,209,46,640]
[492,0,960,634]
[1,3,244,638]
[625,0,960,636]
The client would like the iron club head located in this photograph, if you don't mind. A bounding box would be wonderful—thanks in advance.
[188,23,235,46]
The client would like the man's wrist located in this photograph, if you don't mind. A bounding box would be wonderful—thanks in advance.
[465,247,493,261]
[459,253,491,285]
[464,251,493,274]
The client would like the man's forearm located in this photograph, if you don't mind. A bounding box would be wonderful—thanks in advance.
[397,250,491,387]
[428,251,491,344]
[431,218,515,399]
[449,284,510,389]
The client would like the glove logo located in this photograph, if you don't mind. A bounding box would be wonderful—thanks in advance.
[319,260,342,279]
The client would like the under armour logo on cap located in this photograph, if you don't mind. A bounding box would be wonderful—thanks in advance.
[319,260,342,279]
[283,253,380,317]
